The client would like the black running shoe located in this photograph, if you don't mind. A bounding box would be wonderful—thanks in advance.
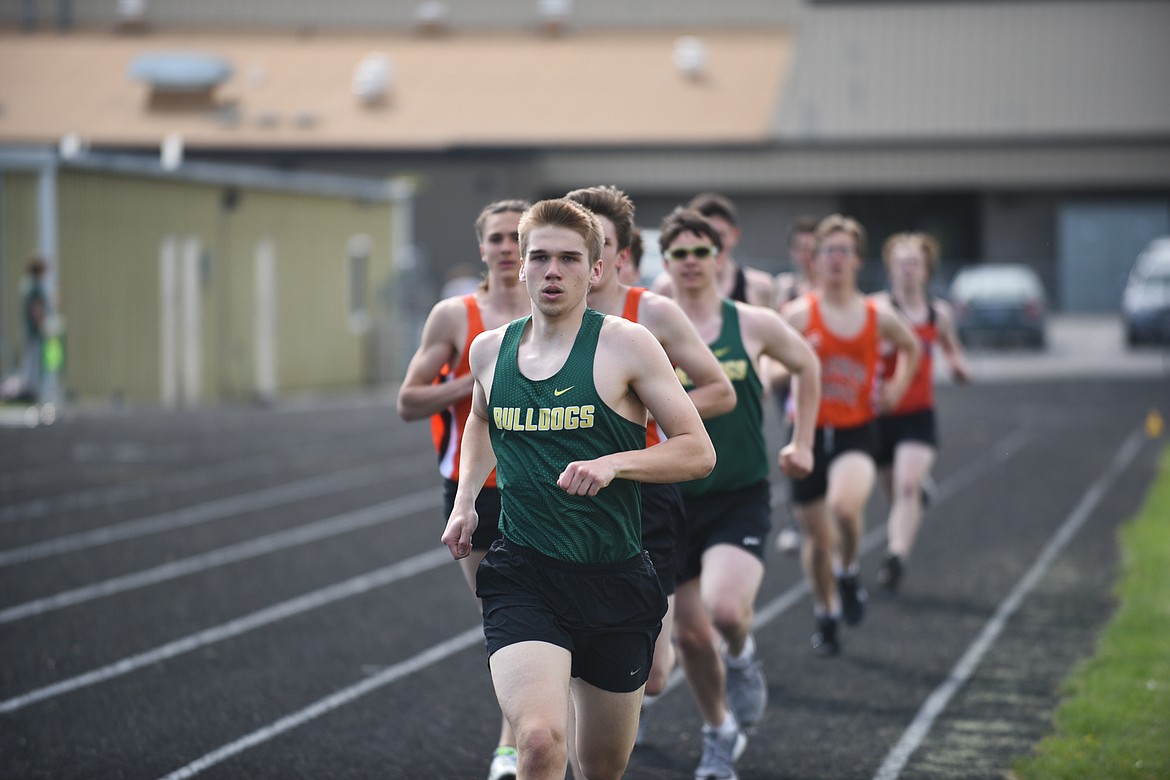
[838,574,868,625]
[877,553,904,592]
[811,616,840,657]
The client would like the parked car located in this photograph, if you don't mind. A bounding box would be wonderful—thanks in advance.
[1121,237,1170,346]
[949,263,1047,349]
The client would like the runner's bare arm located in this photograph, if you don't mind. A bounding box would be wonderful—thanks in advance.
[643,294,736,419]
[556,322,714,496]
[875,301,922,412]
[440,331,501,559]
[934,300,972,384]
[743,304,820,478]
[396,298,474,421]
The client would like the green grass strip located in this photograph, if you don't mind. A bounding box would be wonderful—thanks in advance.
[1014,442,1170,780]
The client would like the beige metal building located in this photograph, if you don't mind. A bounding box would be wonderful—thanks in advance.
[2,0,1168,340]
[1,148,413,405]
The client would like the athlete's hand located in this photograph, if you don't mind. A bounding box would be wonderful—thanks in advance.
[441,509,478,560]
[557,459,616,497]
[875,383,904,414]
[779,442,814,480]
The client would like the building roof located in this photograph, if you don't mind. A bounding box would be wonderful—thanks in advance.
[773,0,1170,142]
[1,1,1166,155]
[0,29,792,150]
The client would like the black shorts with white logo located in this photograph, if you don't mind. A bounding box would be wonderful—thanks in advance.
[442,478,503,551]
[677,479,772,585]
[874,408,938,467]
[476,538,667,693]
[640,481,686,597]
[790,423,878,506]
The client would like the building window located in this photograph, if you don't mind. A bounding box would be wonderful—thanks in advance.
[347,234,372,334]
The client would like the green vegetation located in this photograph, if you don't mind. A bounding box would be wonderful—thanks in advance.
[1015,444,1170,780]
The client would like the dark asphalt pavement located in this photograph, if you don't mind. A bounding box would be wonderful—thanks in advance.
[1,373,1166,780]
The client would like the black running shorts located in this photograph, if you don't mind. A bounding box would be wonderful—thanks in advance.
[677,479,772,585]
[475,538,667,693]
[790,423,878,506]
[874,408,937,467]
[640,482,686,597]
[442,479,503,551]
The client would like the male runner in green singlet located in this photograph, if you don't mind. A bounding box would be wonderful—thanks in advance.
[662,207,821,780]
[442,199,715,780]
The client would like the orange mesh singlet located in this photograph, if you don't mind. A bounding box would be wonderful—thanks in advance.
[620,287,664,447]
[430,295,497,487]
[881,302,936,415]
[803,293,881,429]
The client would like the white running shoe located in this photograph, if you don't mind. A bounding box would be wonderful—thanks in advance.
[775,524,801,554]
[723,642,767,732]
[694,725,747,780]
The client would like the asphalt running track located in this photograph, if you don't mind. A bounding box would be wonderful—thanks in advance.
[1,375,1166,779]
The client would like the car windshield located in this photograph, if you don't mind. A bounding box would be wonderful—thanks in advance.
[951,267,1042,301]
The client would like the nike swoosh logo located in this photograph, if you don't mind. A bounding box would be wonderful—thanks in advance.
[629,667,641,676]
[554,386,574,396]
[713,347,731,357]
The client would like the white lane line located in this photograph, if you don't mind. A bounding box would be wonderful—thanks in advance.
[872,428,1145,780]
[111,427,1031,777]
[646,428,1037,706]
[0,464,391,567]
[0,489,439,625]
[0,547,453,714]
[0,439,424,525]
[0,444,429,527]
[157,626,484,780]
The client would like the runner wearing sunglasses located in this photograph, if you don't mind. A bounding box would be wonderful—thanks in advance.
[661,207,821,780]
[652,193,776,308]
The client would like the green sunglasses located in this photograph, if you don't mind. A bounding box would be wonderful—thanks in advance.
[665,245,719,261]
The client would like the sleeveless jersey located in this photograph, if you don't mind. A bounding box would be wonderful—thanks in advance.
[730,266,748,303]
[489,309,646,563]
[804,293,881,429]
[430,295,497,488]
[621,287,664,448]
[881,299,936,415]
[677,300,767,496]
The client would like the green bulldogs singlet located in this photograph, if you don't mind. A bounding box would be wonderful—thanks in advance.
[677,300,767,496]
[489,309,646,563]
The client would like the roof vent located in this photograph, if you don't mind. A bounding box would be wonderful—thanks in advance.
[130,51,233,110]
[537,0,571,36]
[352,52,393,106]
[116,0,148,33]
[673,36,708,80]
[414,2,450,36]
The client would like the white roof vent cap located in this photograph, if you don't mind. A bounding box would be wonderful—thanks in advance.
[673,36,708,79]
[353,52,393,105]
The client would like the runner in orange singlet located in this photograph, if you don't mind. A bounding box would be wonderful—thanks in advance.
[870,232,971,592]
[783,215,920,657]
[396,199,531,780]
